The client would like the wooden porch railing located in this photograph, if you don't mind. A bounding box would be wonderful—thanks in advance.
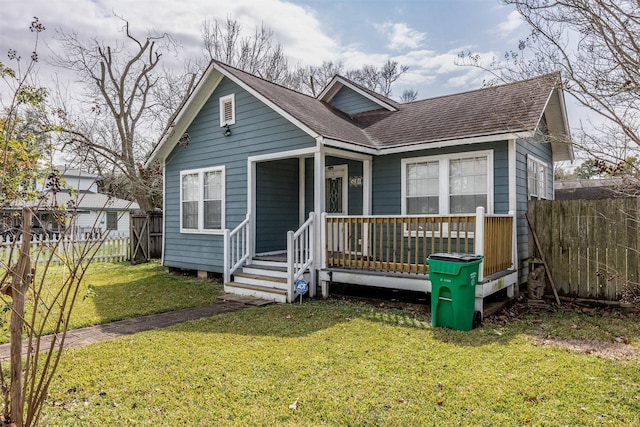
[224,214,251,284]
[483,214,514,276]
[323,208,514,279]
[287,213,315,302]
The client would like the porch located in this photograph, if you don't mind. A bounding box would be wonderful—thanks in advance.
[224,207,518,316]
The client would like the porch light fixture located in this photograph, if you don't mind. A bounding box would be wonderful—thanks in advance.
[223,123,232,137]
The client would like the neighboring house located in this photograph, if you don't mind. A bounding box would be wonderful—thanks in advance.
[147,60,573,314]
[555,178,640,199]
[2,168,139,238]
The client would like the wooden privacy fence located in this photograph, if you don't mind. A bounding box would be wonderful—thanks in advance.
[130,211,163,264]
[528,198,639,301]
[0,233,130,267]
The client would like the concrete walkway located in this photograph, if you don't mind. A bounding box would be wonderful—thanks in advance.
[0,294,270,361]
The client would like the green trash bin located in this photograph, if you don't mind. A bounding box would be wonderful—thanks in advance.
[427,253,483,331]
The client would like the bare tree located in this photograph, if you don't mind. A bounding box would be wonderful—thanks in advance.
[290,60,345,97]
[346,60,409,98]
[51,15,184,211]
[202,17,291,86]
[400,88,419,103]
[458,1,640,153]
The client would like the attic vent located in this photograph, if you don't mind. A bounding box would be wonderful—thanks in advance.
[219,94,235,127]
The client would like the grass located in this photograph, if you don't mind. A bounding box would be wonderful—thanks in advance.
[0,260,223,343]
[39,300,640,426]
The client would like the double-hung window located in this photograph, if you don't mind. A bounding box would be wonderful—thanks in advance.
[406,161,439,214]
[527,155,549,200]
[402,151,492,216]
[180,166,225,233]
[449,156,488,213]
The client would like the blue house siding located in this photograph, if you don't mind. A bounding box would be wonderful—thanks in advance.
[372,141,510,215]
[515,135,554,281]
[331,86,383,115]
[256,159,299,253]
[163,77,315,272]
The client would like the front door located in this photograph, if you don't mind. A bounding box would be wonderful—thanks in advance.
[325,165,348,253]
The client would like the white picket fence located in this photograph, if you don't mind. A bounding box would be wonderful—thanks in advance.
[0,233,130,267]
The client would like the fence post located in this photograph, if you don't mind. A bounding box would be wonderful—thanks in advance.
[475,206,485,282]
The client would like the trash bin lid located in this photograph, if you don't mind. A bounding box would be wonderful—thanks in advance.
[428,253,483,263]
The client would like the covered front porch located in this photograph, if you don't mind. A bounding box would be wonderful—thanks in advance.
[318,207,517,315]
[224,206,517,317]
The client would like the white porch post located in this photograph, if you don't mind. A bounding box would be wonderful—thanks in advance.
[363,158,371,215]
[315,150,327,297]
[474,206,485,282]
[247,159,256,261]
[474,206,485,316]
[509,209,517,298]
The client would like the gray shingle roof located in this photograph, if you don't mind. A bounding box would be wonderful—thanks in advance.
[217,61,560,150]
[355,73,560,148]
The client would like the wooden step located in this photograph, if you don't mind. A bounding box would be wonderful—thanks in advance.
[225,281,287,295]
[233,272,287,286]
[241,265,287,279]
[224,281,288,303]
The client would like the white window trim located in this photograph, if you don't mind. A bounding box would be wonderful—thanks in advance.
[219,94,235,127]
[180,166,225,234]
[527,155,550,200]
[401,150,494,215]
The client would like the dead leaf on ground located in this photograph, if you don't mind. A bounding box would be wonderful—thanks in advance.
[289,399,298,410]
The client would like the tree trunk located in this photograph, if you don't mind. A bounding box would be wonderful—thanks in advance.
[9,208,32,427]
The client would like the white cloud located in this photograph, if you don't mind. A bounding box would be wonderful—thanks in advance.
[0,0,338,72]
[497,10,524,36]
[375,22,427,51]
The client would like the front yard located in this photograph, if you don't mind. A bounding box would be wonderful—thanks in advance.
[0,261,223,343]
[41,298,640,426]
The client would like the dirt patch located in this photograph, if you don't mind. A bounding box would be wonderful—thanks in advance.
[530,336,640,361]
[485,299,640,361]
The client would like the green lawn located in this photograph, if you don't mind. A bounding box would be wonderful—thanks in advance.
[40,301,640,426]
[0,261,223,343]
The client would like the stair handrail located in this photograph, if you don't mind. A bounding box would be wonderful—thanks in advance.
[287,212,315,302]
[224,214,250,284]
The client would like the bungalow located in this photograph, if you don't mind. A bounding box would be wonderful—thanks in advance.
[146,60,573,316]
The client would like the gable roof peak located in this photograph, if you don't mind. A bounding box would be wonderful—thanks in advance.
[318,75,400,112]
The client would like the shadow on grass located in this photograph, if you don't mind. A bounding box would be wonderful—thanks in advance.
[165,299,517,350]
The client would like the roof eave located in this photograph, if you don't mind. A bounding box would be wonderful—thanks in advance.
[322,131,536,156]
[538,84,574,163]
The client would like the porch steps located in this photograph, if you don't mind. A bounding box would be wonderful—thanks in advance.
[224,260,289,303]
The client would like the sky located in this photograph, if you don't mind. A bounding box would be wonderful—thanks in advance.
[2,0,586,153]
[0,0,528,98]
